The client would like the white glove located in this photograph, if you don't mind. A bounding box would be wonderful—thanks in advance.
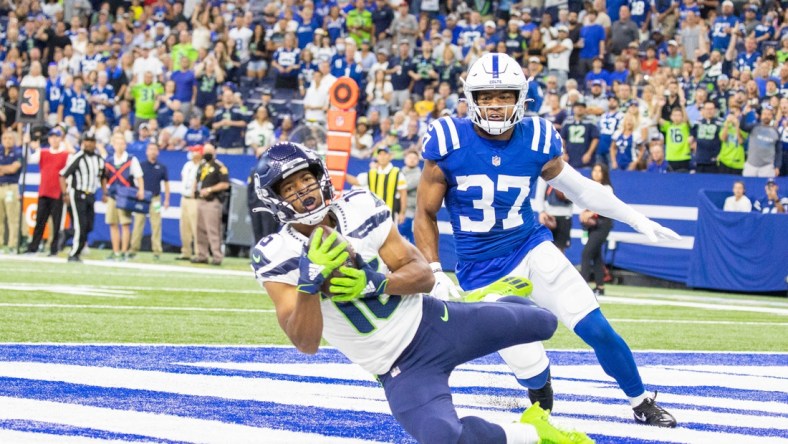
[429,262,463,301]
[630,215,681,243]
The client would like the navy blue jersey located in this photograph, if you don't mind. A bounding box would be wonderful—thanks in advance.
[560,119,598,168]
[692,119,722,164]
[422,116,560,289]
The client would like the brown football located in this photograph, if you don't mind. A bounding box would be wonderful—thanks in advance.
[308,225,357,297]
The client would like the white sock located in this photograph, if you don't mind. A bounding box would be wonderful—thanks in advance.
[500,422,540,444]
[629,391,650,407]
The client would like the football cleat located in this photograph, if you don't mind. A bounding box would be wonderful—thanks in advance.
[520,402,594,444]
[528,372,554,412]
[465,276,534,302]
[633,392,677,428]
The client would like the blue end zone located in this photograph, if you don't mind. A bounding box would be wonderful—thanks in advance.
[0,345,784,444]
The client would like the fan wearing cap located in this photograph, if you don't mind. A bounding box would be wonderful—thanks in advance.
[753,178,788,213]
[25,127,75,256]
[710,1,740,52]
[740,103,781,178]
[352,145,408,224]
[561,99,600,168]
[59,133,106,262]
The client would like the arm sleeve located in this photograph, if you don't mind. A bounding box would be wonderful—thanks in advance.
[546,162,644,227]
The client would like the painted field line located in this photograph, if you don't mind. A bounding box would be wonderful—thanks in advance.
[611,292,788,308]
[607,318,788,326]
[0,396,382,444]
[600,296,788,315]
[0,303,274,314]
[0,255,251,277]
[0,284,137,299]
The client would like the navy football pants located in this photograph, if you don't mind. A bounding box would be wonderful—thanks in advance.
[378,296,558,443]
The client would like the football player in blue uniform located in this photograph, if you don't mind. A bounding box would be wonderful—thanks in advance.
[251,142,592,444]
[415,53,680,428]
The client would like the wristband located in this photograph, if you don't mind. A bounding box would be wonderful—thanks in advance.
[429,262,442,273]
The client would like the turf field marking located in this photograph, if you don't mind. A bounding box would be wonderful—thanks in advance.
[0,284,137,299]
[0,303,274,314]
[607,318,788,326]
[611,292,788,308]
[601,296,788,315]
[0,256,251,277]
[0,396,382,444]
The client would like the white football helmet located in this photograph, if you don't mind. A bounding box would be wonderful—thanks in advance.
[463,52,528,136]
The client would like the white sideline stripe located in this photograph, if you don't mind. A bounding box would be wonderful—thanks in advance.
[0,303,274,314]
[0,255,251,277]
[600,296,788,315]
[6,302,783,320]
[607,318,788,326]
[2,362,786,444]
[0,397,382,444]
[0,283,137,299]
[621,292,788,308]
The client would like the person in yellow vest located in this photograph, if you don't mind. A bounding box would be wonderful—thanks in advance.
[353,146,407,223]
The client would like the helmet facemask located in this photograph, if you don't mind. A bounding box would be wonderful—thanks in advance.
[467,89,527,135]
[463,52,529,136]
[255,154,335,226]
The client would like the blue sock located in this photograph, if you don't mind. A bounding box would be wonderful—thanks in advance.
[573,308,645,398]
[516,366,550,390]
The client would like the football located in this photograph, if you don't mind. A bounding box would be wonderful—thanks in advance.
[308,225,357,297]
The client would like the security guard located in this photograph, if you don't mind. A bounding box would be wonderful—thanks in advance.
[356,146,407,223]
[0,132,22,253]
[130,143,170,259]
[192,143,229,265]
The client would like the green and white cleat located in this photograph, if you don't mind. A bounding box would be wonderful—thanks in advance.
[520,402,594,444]
[464,276,534,302]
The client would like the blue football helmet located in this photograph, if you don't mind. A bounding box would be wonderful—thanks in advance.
[254,142,334,225]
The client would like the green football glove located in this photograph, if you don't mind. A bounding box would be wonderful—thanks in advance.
[328,254,388,302]
[296,227,349,295]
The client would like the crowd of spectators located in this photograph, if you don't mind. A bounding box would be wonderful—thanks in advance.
[0,0,787,258]
[0,0,786,170]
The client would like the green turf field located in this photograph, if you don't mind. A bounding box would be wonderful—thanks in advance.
[0,253,786,351]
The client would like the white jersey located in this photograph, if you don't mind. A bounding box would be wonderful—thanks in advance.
[252,188,423,375]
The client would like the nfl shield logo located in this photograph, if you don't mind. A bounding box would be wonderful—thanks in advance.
[492,155,501,166]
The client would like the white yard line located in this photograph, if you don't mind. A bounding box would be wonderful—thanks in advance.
[0,303,274,314]
[0,255,251,277]
[607,318,788,326]
[600,296,788,316]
